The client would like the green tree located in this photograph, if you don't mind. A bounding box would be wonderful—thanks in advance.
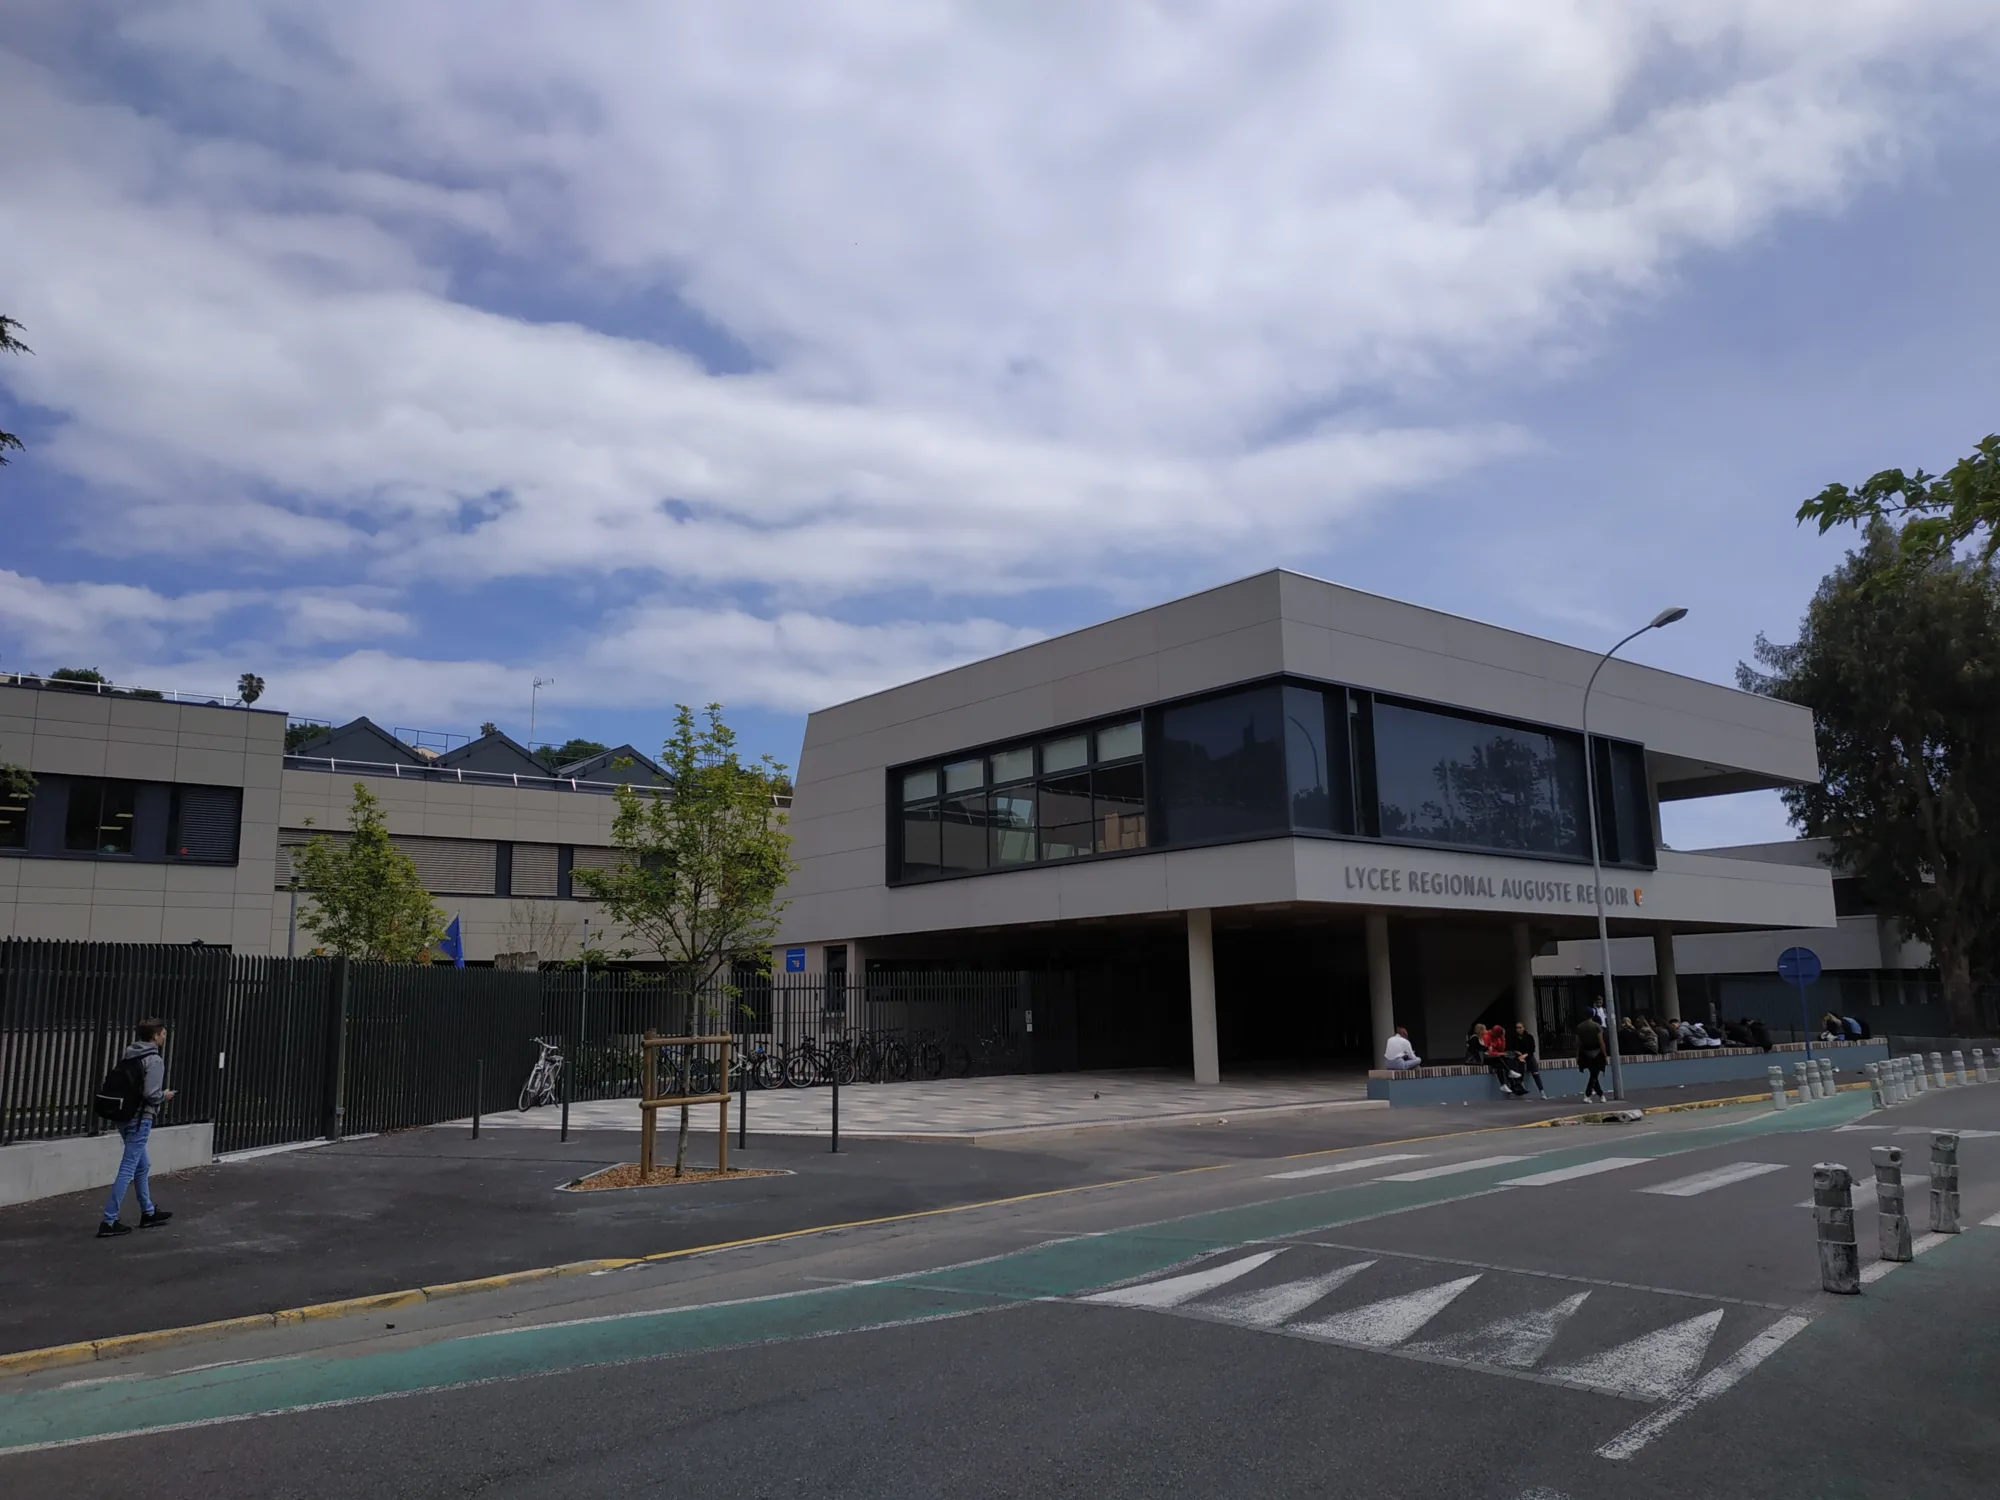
[1798,433,2000,575]
[49,667,107,684]
[1741,525,2000,1034]
[535,737,609,771]
[293,782,446,961]
[0,315,27,465]
[574,704,792,1175]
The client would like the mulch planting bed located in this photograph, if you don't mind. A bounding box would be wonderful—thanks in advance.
[564,1163,791,1192]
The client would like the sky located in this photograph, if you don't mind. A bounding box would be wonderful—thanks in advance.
[3,3,1997,849]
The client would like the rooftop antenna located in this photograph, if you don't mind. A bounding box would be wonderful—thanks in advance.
[529,677,553,749]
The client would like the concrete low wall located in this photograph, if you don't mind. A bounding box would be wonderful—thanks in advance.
[0,1123,214,1209]
[1367,1040,1890,1106]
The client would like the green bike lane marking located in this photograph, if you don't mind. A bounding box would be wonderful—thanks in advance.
[0,1090,1871,1455]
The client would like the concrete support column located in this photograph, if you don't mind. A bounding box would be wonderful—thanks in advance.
[1653,926,1681,1023]
[1512,922,1537,1032]
[1365,912,1395,1068]
[1186,908,1220,1086]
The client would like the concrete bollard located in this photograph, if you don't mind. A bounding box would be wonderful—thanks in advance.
[1873,1145,1913,1263]
[1885,1058,1904,1105]
[1814,1163,1861,1294]
[1802,1060,1823,1100]
[1819,1057,1837,1096]
[1769,1064,1790,1109]
[1930,1132,1961,1234]
[1953,1050,1968,1086]
[1866,1062,1886,1110]
[1930,1051,1948,1089]
[1976,1048,1990,1084]
[1911,1055,1928,1095]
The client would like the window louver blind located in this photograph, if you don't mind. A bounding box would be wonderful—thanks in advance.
[511,842,560,896]
[390,837,498,895]
[169,786,242,863]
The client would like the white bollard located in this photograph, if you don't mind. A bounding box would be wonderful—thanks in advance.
[1873,1145,1912,1263]
[1796,1061,1818,1101]
[1912,1055,1928,1095]
[1814,1163,1861,1294]
[1769,1064,1790,1109]
[1930,1132,1961,1234]
[1931,1051,1949,1089]
[1866,1062,1886,1109]
[1896,1057,1913,1103]
[1953,1049,1968,1086]
[1820,1057,1837,1096]
[1975,1048,1990,1084]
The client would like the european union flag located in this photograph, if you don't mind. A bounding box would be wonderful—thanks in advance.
[440,915,465,968]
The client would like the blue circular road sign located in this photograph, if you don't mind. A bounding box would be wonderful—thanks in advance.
[1777,946,1822,985]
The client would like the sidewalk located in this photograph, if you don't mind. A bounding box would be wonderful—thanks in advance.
[461,1068,1376,1141]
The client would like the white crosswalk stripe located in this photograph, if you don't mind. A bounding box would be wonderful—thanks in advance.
[1080,1251,1279,1309]
[1378,1155,1536,1182]
[1292,1274,1481,1347]
[1405,1290,1591,1369]
[1639,1161,1786,1198]
[1544,1309,1725,1401]
[1203,1262,1375,1326]
[1502,1157,1650,1187]
[1266,1154,1425,1180]
[1895,1127,2000,1138]
[1983,1211,2000,1228]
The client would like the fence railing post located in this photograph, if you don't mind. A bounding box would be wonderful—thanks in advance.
[322,956,351,1141]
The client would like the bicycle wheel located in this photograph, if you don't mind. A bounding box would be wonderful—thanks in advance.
[518,1065,545,1111]
[915,1040,944,1080]
[785,1048,821,1089]
[947,1043,972,1078]
[881,1039,911,1082]
[753,1053,781,1090]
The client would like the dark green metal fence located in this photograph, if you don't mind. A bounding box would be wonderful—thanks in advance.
[2,943,1070,1154]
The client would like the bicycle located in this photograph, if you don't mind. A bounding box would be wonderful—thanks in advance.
[518,1037,565,1110]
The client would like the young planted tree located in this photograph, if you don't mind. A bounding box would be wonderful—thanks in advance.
[574,704,793,1176]
[1742,525,2000,1033]
[293,782,447,961]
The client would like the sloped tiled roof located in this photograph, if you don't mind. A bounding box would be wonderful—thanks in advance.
[435,731,548,778]
[556,744,670,786]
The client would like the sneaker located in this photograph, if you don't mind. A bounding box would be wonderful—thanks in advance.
[139,1209,173,1229]
[97,1220,132,1239]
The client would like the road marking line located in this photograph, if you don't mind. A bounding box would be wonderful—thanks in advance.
[1982,1211,2000,1228]
[1545,1308,1724,1401]
[1266,1154,1425,1180]
[1502,1157,1650,1187]
[1202,1262,1375,1327]
[1292,1238,1794,1309]
[1639,1161,1786,1198]
[1406,1290,1592,1369]
[1861,1229,1961,1284]
[1292,1274,1480,1346]
[1895,1127,2000,1138]
[1379,1155,1536,1181]
[1597,1315,1812,1460]
[1080,1251,1280,1309]
[1833,1125,1890,1133]
[1911,1231,1951,1255]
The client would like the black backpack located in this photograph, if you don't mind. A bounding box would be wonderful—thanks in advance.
[94,1055,148,1123]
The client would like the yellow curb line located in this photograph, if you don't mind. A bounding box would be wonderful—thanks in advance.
[0,1178,1158,1379]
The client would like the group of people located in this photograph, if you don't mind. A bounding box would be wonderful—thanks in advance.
[1382,1022,1549,1098]
[1615,1012,1773,1055]
[1821,1012,1871,1042]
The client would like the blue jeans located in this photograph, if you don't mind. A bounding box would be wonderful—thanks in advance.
[102,1118,154,1223]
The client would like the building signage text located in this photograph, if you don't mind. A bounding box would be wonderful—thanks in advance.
[1342,863,1641,909]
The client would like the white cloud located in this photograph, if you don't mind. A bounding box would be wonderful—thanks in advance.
[0,4,1996,721]
[0,569,243,675]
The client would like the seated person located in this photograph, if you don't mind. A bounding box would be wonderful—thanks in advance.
[1383,1026,1422,1072]
[1465,1025,1490,1065]
[1633,1017,1661,1055]
[1483,1023,1528,1096]
[1841,1015,1864,1039]
[1721,1018,1753,1047]
[1684,1022,1723,1048]
[1749,1018,1774,1051]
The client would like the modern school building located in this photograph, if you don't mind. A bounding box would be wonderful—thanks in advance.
[773,570,1834,1081]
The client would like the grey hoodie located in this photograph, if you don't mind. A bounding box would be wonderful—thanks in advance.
[121,1040,167,1122]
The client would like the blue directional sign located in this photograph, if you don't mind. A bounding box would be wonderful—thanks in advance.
[1777,946,1821,985]
[783,946,807,973]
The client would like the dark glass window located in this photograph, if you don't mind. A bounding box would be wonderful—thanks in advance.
[939,793,989,874]
[989,746,1034,785]
[1155,687,1286,843]
[1284,684,1350,832]
[167,785,242,863]
[900,803,942,878]
[0,779,26,849]
[990,787,1036,865]
[64,778,138,855]
[1373,701,1587,858]
[1038,771,1093,860]
[1093,761,1146,850]
[1593,739,1654,866]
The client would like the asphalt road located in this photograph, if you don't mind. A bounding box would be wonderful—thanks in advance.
[6,1081,1998,1497]
[2,1081,1761,1354]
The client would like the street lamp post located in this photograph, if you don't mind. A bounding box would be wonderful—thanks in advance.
[1584,606,1688,1101]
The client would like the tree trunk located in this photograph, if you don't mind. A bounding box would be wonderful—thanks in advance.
[674,1102,690,1177]
[1939,938,1980,1037]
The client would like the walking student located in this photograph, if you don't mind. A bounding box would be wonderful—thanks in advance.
[97,1019,175,1238]
[1575,1011,1607,1100]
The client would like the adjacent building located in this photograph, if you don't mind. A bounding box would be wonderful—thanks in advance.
[0,677,656,961]
[774,570,1841,1080]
